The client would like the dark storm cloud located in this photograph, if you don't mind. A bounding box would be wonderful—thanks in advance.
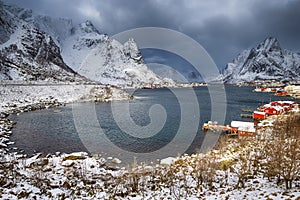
[5,0,300,68]
[251,0,300,51]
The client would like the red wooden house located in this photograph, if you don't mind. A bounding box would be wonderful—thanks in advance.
[253,111,266,120]
[270,101,296,112]
[231,121,256,137]
[263,106,283,115]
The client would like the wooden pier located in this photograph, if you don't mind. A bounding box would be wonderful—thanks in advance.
[240,114,253,118]
[241,109,254,113]
[202,121,233,134]
[241,109,253,118]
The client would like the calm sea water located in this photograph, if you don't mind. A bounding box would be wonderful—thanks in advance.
[10,86,296,164]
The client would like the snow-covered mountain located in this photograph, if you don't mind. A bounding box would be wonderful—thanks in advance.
[1,2,173,87]
[146,63,203,83]
[147,64,186,83]
[0,2,85,82]
[47,19,173,87]
[63,21,170,87]
[2,2,173,87]
[222,37,300,84]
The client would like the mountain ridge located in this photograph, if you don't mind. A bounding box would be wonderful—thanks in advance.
[221,36,300,84]
[0,1,174,87]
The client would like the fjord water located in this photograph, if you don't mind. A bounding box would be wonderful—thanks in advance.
[10,86,294,164]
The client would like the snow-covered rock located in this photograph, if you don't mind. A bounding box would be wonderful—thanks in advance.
[0,1,19,44]
[0,141,7,148]
[78,36,173,87]
[0,2,86,82]
[60,20,108,72]
[221,37,300,84]
[61,152,88,161]
[111,158,122,164]
[160,157,177,165]
[61,22,174,87]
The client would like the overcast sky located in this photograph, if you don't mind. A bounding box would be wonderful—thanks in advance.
[5,0,300,69]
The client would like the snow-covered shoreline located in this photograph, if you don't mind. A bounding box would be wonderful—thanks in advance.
[0,85,299,199]
[0,124,299,199]
[0,83,130,198]
[0,83,131,157]
[0,84,131,113]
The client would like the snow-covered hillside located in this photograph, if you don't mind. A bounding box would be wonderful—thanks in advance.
[222,37,300,84]
[49,18,173,87]
[2,2,173,87]
[147,63,203,83]
[147,64,187,83]
[78,36,173,87]
[0,2,85,82]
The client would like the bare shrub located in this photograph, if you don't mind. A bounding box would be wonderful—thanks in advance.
[231,148,254,188]
[264,114,300,189]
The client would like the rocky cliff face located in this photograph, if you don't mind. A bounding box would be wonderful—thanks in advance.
[222,37,300,84]
[0,2,85,82]
[0,1,18,44]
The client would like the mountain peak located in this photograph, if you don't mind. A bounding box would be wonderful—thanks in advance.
[123,38,141,60]
[78,20,99,34]
[257,36,281,52]
[221,37,300,83]
[0,1,174,87]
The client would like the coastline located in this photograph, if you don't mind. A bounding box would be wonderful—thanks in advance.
[0,85,299,199]
[0,84,131,113]
[0,83,131,152]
